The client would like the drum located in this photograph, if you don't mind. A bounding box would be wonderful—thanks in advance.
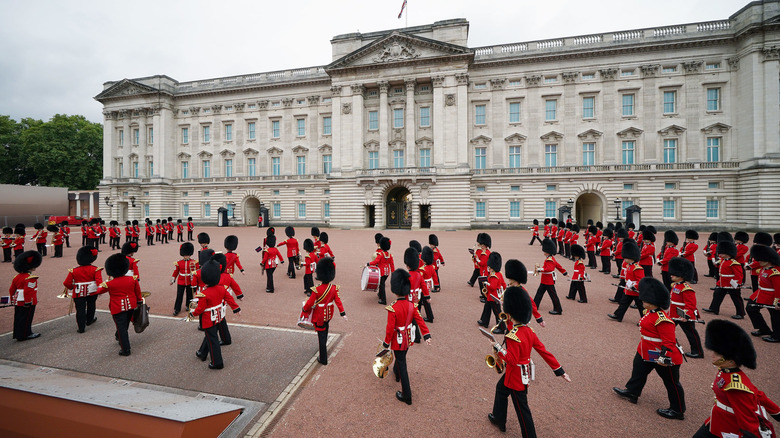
[361,266,381,292]
[298,301,315,330]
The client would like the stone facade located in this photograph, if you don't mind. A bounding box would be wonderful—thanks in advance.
[96,2,780,230]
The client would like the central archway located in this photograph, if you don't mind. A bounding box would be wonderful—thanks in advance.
[386,186,412,229]
[575,193,603,226]
[243,197,261,226]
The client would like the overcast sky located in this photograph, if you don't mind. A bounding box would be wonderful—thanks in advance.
[0,0,747,124]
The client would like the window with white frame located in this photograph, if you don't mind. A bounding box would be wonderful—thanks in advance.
[622,200,633,218]
[662,66,677,73]
[663,200,676,218]
[419,107,430,127]
[272,120,280,138]
[545,144,557,167]
[419,149,430,168]
[663,91,676,114]
[119,129,124,146]
[204,203,211,217]
[296,156,306,175]
[509,146,521,168]
[225,124,232,141]
[582,73,595,80]
[706,138,720,162]
[393,108,404,128]
[272,157,280,176]
[247,158,256,176]
[202,160,210,178]
[203,125,210,142]
[475,201,486,218]
[663,139,677,163]
[622,94,635,116]
[665,182,677,190]
[706,62,721,70]
[582,143,595,166]
[475,104,486,125]
[510,201,521,218]
[248,122,256,140]
[182,161,189,178]
[298,202,306,218]
[273,202,281,218]
[368,111,378,130]
[181,127,188,144]
[183,204,189,217]
[393,150,404,168]
[474,83,487,89]
[323,154,332,174]
[706,88,720,111]
[474,147,486,169]
[582,96,595,118]
[133,128,139,145]
[144,203,149,217]
[622,141,635,164]
[545,201,556,218]
[226,203,234,217]
[324,201,330,218]
[225,159,233,177]
[148,161,153,177]
[624,183,634,190]
[545,99,557,121]
[509,102,521,123]
[296,119,305,137]
[369,151,379,169]
[708,182,720,189]
[148,127,153,144]
[706,199,719,218]
[323,116,331,135]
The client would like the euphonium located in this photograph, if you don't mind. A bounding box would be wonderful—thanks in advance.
[372,343,394,378]
[485,347,505,374]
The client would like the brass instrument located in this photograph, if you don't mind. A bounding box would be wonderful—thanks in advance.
[141,291,151,298]
[56,287,70,299]
[484,313,508,373]
[533,263,540,276]
[295,255,304,270]
[372,343,394,378]
[183,292,206,322]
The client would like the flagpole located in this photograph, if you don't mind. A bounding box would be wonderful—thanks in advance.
[406,0,408,28]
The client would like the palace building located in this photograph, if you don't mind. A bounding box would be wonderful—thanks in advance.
[96,1,780,230]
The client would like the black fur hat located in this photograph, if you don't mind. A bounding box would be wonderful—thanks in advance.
[132,220,139,226]
[646,225,657,235]
[717,240,737,259]
[627,222,635,230]
[156,219,161,224]
[571,244,586,260]
[603,229,614,239]
[734,231,749,244]
[502,286,532,325]
[2,227,12,234]
[705,319,757,369]
[409,240,422,254]
[121,241,139,255]
[404,247,420,271]
[551,217,558,225]
[197,232,210,244]
[61,221,69,226]
[642,229,656,242]
[285,226,295,237]
[167,216,173,222]
[201,260,222,287]
[266,227,276,237]
[428,234,439,246]
[187,217,192,222]
[542,238,556,255]
[753,232,773,246]
[751,245,780,266]
[390,268,411,296]
[596,221,603,229]
[708,232,718,242]
[211,253,227,273]
[179,242,194,257]
[622,240,640,262]
[638,277,670,309]
[380,237,391,251]
[162,220,168,225]
[14,226,25,236]
[638,225,646,232]
[487,252,502,273]
[717,231,733,243]
[477,233,492,248]
[565,222,571,229]
[34,222,44,230]
[504,259,527,285]
[533,219,539,225]
[104,253,129,278]
[421,246,434,266]
[607,222,614,230]
[775,233,780,246]
[224,235,238,251]
[668,257,694,281]
[572,224,580,233]
[47,224,58,233]
[266,235,277,247]
[685,230,699,240]
[76,246,99,266]
[316,257,336,283]
[374,233,384,244]
[125,220,131,226]
[615,222,623,230]
[587,219,594,226]
[664,230,679,246]
[14,250,42,273]
[616,228,628,239]
[198,248,215,266]
[311,226,320,237]
[544,218,550,225]
[177,219,182,224]
[319,232,329,244]
[588,225,597,235]
[303,238,314,253]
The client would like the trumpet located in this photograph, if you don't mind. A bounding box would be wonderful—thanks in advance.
[485,344,505,374]
[295,255,304,270]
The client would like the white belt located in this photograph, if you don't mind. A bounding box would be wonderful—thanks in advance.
[205,304,222,312]
[721,274,734,277]
[759,286,773,291]
[670,301,685,306]
[715,400,734,414]
[317,302,334,308]
[75,281,97,294]
[642,335,662,342]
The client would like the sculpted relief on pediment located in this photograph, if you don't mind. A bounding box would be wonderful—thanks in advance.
[371,41,420,63]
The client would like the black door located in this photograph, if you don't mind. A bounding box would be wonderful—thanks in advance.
[386,187,412,229]
[420,205,431,228]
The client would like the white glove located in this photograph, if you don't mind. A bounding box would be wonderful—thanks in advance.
[625,280,635,290]
[730,279,739,289]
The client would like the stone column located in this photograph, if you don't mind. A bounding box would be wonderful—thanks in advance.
[405,78,416,168]
[89,192,95,218]
[351,84,365,170]
[762,50,780,155]
[432,76,445,167]
[490,78,505,167]
[456,73,469,167]
[378,81,389,168]
[330,86,343,172]
[102,112,114,179]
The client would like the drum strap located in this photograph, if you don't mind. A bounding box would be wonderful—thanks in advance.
[315,285,331,306]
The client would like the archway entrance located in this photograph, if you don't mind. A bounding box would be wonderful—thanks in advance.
[575,193,603,226]
[243,197,261,226]
[386,187,412,229]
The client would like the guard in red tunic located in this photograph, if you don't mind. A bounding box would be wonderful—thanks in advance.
[277,226,299,279]
[318,232,335,261]
[586,225,599,269]
[49,225,64,258]
[557,220,566,255]
[1,227,13,263]
[600,228,614,275]
[310,226,321,256]
[121,242,141,281]
[381,269,431,405]
[694,320,780,438]
[404,246,429,318]
[261,235,283,293]
[174,219,183,242]
[186,217,194,241]
[108,221,120,250]
[160,220,169,244]
[192,260,241,369]
[658,230,680,290]
[681,229,699,284]
[668,257,703,358]
[302,258,346,365]
[80,220,89,246]
[613,228,627,278]
[97,254,143,356]
[566,244,588,303]
[549,218,559,255]
[420,247,437,321]
[124,221,133,243]
[60,221,71,248]
[131,220,140,243]
[640,229,656,277]
[569,224,580,261]
[99,220,107,245]
[533,239,567,315]
[470,233,492,303]
[704,232,719,278]
[542,218,551,240]
[33,223,48,256]
[703,239,746,319]
[369,237,395,305]
[735,231,750,280]
[12,226,25,258]
[529,219,542,246]
[170,242,197,316]
[487,286,571,435]
[746,245,780,343]
[63,246,103,333]
[10,251,42,341]
[747,232,773,293]
[609,240,646,322]
[223,235,244,276]
[613,277,686,420]
[429,234,445,292]
[505,259,545,328]
[301,239,318,296]
[145,219,155,246]
[479,252,506,333]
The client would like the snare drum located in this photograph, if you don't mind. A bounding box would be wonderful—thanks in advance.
[298,301,315,330]
[361,266,381,292]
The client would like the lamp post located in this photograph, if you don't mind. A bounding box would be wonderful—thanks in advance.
[614,198,621,220]
[104,196,113,207]
[129,196,136,208]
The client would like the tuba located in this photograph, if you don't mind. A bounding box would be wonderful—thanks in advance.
[372,343,394,378]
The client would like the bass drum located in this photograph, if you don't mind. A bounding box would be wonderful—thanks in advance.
[361,266,381,292]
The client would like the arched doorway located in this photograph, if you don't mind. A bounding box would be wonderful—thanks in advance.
[575,193,603,226]
[243,197,261,226]
[386,187,412,229]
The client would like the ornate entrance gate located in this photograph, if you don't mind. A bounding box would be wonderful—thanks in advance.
[386,187,412,229]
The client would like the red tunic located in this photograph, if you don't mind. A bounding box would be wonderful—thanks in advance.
[187,221,194,232]
[220,272,243,299]
[109,226,119,238]
[302,283,345,331]
[409,269,430,304]
[191,285,240,329]
[704,369,779,438]
[485,271,506,302]
[63,265,104,298]
[539,256,567,285]
[12,236,25,251]
[383,297,430,350]
[278,238,299,258]
[171,259,198,286]
[475,249,490,277]
[304,252,319,275]
[225,252,243,275]
[10,273,38,306]
[531,225,539,237]
[497,324,563,391]
[717,259,744,288]
[614,239,624,260]
[176,224,183,234]
[35,230,48,244]
[586,235,599,252]
[669,281,698,321]
[369,250,395,277]
[1,235,12,249]
[640,242,656,266]
[97,276,142,314]
[681,241,698,264]
[421,264,437,293]
[736,243,749,265]
[624,263,646,297]
[261,247,283,269]
[600,238,613,257]
[319,243,335,260]
[52,230,64,246]
[126,256,140,280]
[572,259,586,281]
[659,246,680,272]
[432,247,445,267]
[636,308,682,365]
[749,266,780,305]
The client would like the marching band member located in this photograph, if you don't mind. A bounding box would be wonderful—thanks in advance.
[197,232,210,256]
[155,219,162,243]
[61,220,71,248]
[98,254,143,356]
[557,219,566,255]
[33,223,47,256]
[599,228,614,274]
[566,244,588,303]
[170,242,197,316]
[704,232,718,278]
[613,228,627,278]
[381,269,431,405]
[404,246,424,307]
[311,227,321,255]
[505,259,545,327]
[487,286,570,435]
[693,320,780,438]
[167,217,175,241]
[223,235,244,276]
[130,220,139,243]
[302,257,346,365]
[681,230,699,284]
[99,220,107,245]
[746,244,780,343]
[613,278,686,421]
[542,218,551,240]
[420,247,437,322]
[176,219,184,242]
[467,233,490,289]
[569,224,580,262]
[90,219,102,251]
[186,217,194,241]
[121,242,140,281]
[1,227,13,262]
[368,236,394,305]
[261,235,283,293]
[160,220,169,244]
[145,219,155,246]
[108,221,120,250]
[533,238,567,315]
[479,252,506,333]
[608,240,645,322]
[626,223,636,241]
[703,238,746,319]
[549,218,559,255]
[63,246,103,333]
[12,226,25,258]
[302,239,318,296]
[640,228,656,277]
[586,225,599,269]
[278,226,299,279]
[747,232,773,293]
[209,253,243,345]
[192,260,241,369]
[528,219,542,246]
[668,257,703,358]
[318,232,335,261]
[10,250,42,341]
[49,225,63,258]
[658,230,680,290]
[429,234,444,292]
[563,223,573,259]
[735,231,750,278]
[81,220,89,246]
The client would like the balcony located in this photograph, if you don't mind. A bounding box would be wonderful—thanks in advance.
[472,161,739,175]
[355,167,436,177]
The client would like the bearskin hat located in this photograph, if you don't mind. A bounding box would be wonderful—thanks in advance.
[751,245,780,266]
[404,247,420,271]
[487,252,502,273]
[285,226,295,237]
[121,241,139,255]
[622,240,640,262]
[428,234,439,246]
[108,221,116,226]
[775,233,780,246]
[77,246,98,266]
[596,221,603,229]
[566,222,572,229]
[303,238,315,253]
[375,233,384,244]
[626,222,635,230]
[179,242,194,257]
[224,235,238,251]
[544,218,551,225]
[533,219,539,225]
[705,319,757,369]
[607,222,614,230]
[638,225,646,232]
[616,228,628,239]
[587,219,594,225]
[81,220,88,226]
[125,220,131,226]
[571,244,586,260]
[60,221,68,227]
[315,257,336,283]
[421,246,434,266]
[717,240,737,259]
[14,226,25,236]
[542,238,556,255]
[588,225,597,235]
[211,252,227,273]
[266,235,277,247]
[642,229,656,242]
[572,224,580,233]
[646,225,657,235]
[717,231,733,243]
[33,223,43,230]
[47,224,58,233]
[753,232,773,246]
[664,230,679,246]
[197,232,210,245]
[380,237,391,251]
[311,226,320,237]
[734,231,749,244]
[198,248,215,266]
[266,227,276,237]
[638,277,670,309]
[187,217,192,222]
[156,219,161,224]
[615,222,623,230]
[668,257,694,281]
[390,268,410,297]
[685,230,699,240]
[14,250,42,273]
[319,232,329,244]
[132,220,139,226]
[201,260,222,287]
[104,253,129,278]
[2,226,12,234]
[177,219,182,224]
[603,229,614,239]
[502,286,533,325]
[551,217,558,225]
[477,233,492,248]
[707,232,718,242]
[409,240,422,254]
[504,259,527,285]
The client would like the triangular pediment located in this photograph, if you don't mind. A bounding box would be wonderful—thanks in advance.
[242,147,259,156]
[95,79,161,101]
[177,152,191,159]
[469,135,492,145]
[701,122,731,134]
[267,146,283,155]
[292,145,309,154]
[577,129,603,140]
[540,131,564,142]
[219,149,235,157]
[327,32,473,71]
[504,133,527,144]
[318,143,332,152]
[415,136,433,147]
[658,124,687,136]
[616,127,644,138]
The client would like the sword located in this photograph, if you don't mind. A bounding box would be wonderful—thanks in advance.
[672,317,705,324]
[709,286,752,290]
[747,303,779,310]
[611,283,637,292]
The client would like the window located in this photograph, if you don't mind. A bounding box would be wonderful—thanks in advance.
[476,186,486,193]
[248,122,256,140]
[476,201,486,218]
[273,190,280,196]
[272,157,280,176]
[665,182,677,190]
[509,80,521,86]
[474,83,487,89]
[622,141,635,164]
[622,200,633,218]
[144,203,149,217]
[546,184,556,191]
[475,104,486,125]
[204,191,209,197]
[204,203,211,218]
[706,199,719,218]
[544,77,557,83]
[368,111,378,130]
[298,202,306,218]
[118,162,123,177]
[419,85,429,92]
[509,146,521,168]
[663,139,677,163]
[663,200,676,219]
[393,150,404,168]
[133,129,139,145]
[509,102,521,123]
[419,149,430,168]
[368,151,379,169]
[582,96,595,118]
[545,99,557,121]
[510,201,521,218]
[323,154,332,174]
[225,124,232,141]
[272,120,280,138]
[273,202,281,218]
[248,104,256,109]
[148,161,153,177]
[324,189,330,195]
[227,203,234,218]
[148,128,153,144]
[706,62,721,70]
[623,183,634,190]
[663,91,676,114]
[182,127,189,144]
[119,130,124,146]
[621,70,634,77]
[323,116,331,135]
[183,204,189,217]
[545,144,557,167]
[707,138,720,162]
[225,159,233,177]
[129,161,137,178]
[393,108,404,128]
[182,191,188,197]
[706,88,720,111]
[545,201,556,218]
[143,191,149,197]
[203,126,210,142]
[322,97,331,103]
[582,73,595,80]
[708,181,720,189]
[324,202,330,218]
[226,190,232,196]
[582,143,595,166]
[662,66,677,73]
[622,94,635,116]
[182,161,189,178]
[511,185,520,192]
[202,160,210,178]
[296,156,306,175]
[419,107,430,127]
[297,119,305,137]
[474,147,486,169]
[248,158,256,176]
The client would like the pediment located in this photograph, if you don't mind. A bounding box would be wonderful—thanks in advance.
[469,135,492,146]
[95,79,160,101]
[616,127,644,138]
[658,124,687,136]
[242,147,259,156]
[292,145,309,154]
[701,122,731,134]
[318,143,332,152]
[363,139,380,149]
[540,131,564,142]
[415,136,433,147]
[219,149,235,157]
[504,133,527,144]
[327,32,473,71]
[266,146,283,155]
[577,129,603,140]
[127,153,139,160]
[177,152,191,159]
[197,151,212,158]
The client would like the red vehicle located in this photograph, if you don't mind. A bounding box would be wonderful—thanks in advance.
[47,216,101,226]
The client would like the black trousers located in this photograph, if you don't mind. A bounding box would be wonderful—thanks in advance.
[707,259,717,277]
[113,309,133,353]
[564,243,571,259]
[750,275,759,294]
[265,267,276,292]
[161,233,168,244]
[675,321,703,356]
[174,285,193,314]
[567,281,587,302]
[147,234,154,246]
[558,241,565,255]
[177,233,183,242]
[217,318,231,344]
[534,284,562,313]
[692,424,718,438]
[624,352,685,413]
[642,265,653,278]
[612,294,643,321]
[13,305,35,340]
[600,255,611,274]
[14,248,22,258]
[378,275,388,303]
[468,268,480,286]
[199,325,223,367]
[125,234,131,243]
[100,233,106,244]
[53,245,63,257]
[36,242,46,255]
[187,230,193,240]
[615,259,623,275]
[747,301,780,337]
[2,247,11,262]
[90,237,99,251]
[492,373,536,438]
[64,235,70,247]
[434,266,441,290]
[418,296,434,322]
[316,322,329,364]
[303,273,314,294]
[156,231,161,241]
[708,287,745,316]
[550,239,557,254]
[692,266,699,283]
[110,237,119,250]
[169,230,174,240]
[528,235,542,246]
[73,295,97,332]
[480,300,502,328]
[287,257,296,278]
[392,349,412,400]
[613,280,625,302]
[587,251,596,268]
[82,234,87,246]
